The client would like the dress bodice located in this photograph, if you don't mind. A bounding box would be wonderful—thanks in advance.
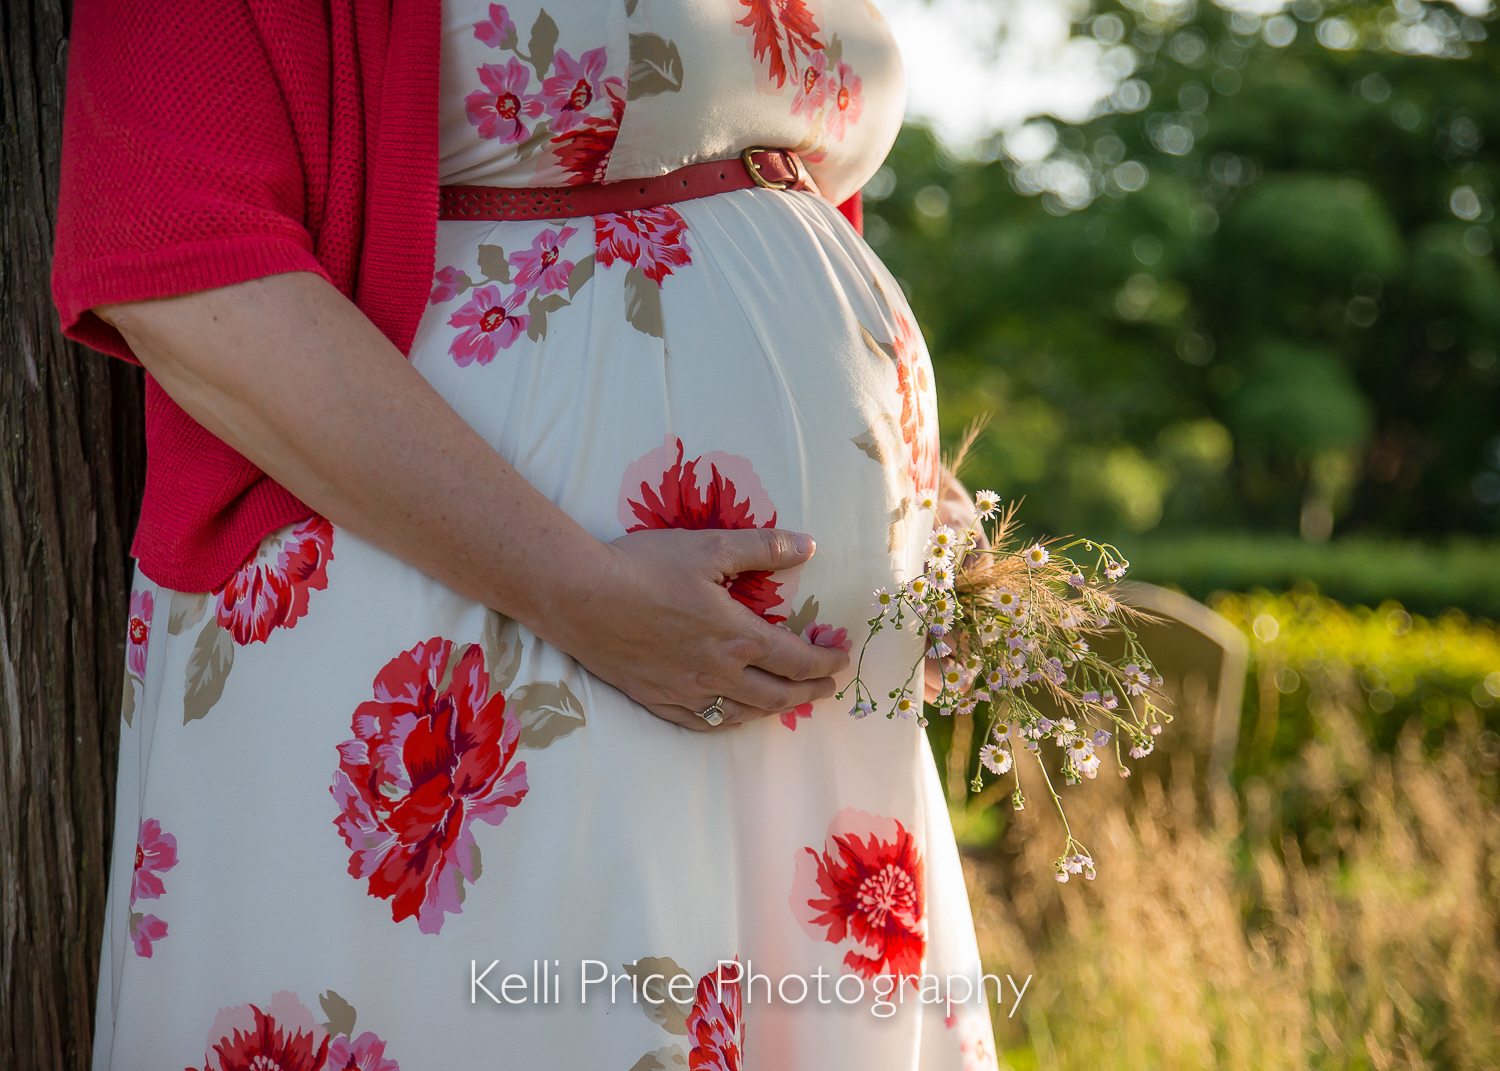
[439,0,906,205]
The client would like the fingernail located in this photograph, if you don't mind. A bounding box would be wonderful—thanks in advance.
[792,533,814,555]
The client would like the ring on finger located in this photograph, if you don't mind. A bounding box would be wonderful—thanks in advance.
[695,697,726,727]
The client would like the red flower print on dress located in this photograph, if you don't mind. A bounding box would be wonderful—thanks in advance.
[735,0,825,89]
[447,285,530,366]
[595,207,694,286]
[129,914,168,958]
[781,622,852,729]
[215,516,334,646]
[465,59,545,143]
[472,2,517,49]
[619,436,796,623]
[891,311,941,493]
[554,80,625,185]
[127,588,153,678]
[327,1031,400,1071]
[195,992,330,1071]
[511,226,577,293]
[131,818,178,902]
[331,638,529,935]
[822,60,864,141]
[791,808,926,980]
[540,47,620,134]
[687,961,744,1071]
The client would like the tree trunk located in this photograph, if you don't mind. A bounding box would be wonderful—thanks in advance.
[1,1,147,1068]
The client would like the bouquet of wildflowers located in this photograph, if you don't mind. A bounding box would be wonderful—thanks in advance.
[838,476,1168,884]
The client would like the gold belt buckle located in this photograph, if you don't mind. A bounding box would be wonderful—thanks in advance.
[742,146,792,191]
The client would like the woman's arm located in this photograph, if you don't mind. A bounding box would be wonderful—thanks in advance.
[99,271,848,729]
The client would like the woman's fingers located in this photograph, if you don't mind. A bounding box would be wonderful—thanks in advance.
[707,664,837,714]
[650,696,774,731]
[738,613,850,681]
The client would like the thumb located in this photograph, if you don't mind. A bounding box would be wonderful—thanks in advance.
[715,528,815,575]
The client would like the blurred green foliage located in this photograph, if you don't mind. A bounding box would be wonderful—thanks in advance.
[1127,533,1500,617]
[1213,588,1500,776]
[871,0,1500,561]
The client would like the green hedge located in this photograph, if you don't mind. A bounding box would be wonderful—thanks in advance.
[1126,535,1500,621]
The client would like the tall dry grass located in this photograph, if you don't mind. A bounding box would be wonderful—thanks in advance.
[961,692,1500,1069]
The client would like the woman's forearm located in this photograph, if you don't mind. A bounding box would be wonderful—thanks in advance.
[100,271,604,625]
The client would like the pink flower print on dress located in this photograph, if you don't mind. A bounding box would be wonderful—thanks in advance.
[791,50,829,119]
[510,226,577,294]
[595,207,693,286]
[619,436,796,623]
[331,638,529,935]
[447,285,529,366]
[781,622,852,729]
[686,961,744,1071]
[129,914,168,958]
[465,59,545,143]
[195,992,329,1071]
[554,80,625,185]
[131,818,178,903]
[540,47,618,134]
[430,265,470,304]
[822,61,864,142]
[791,808,926,980]
[472,2,517,49]
[327,1030,401,1071]
[215,516,335,646]
[126,588,153,678]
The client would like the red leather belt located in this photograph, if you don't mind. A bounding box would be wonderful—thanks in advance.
[438,147,813,222]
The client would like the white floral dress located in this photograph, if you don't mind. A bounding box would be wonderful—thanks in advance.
[95,2,999,1069]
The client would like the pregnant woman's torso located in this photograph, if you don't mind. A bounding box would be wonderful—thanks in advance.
[416,0,938,644]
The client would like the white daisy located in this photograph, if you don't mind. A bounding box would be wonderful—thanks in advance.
[973,490,1000,517]
[1024,544,1050,568]
[979,743,1013,776]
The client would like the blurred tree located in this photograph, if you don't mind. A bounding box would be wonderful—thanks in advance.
[871,0,1500,549]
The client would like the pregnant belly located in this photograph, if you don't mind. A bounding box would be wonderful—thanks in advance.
[409,190,941,636]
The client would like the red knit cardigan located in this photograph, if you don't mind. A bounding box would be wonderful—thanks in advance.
[52,0,862,593]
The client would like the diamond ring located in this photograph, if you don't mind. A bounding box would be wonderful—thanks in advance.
[696,697,726,727]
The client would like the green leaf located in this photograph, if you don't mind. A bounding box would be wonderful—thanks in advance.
[628,34,685,99]
[183,624,234,723]
[622,958,693,1034]
[319,991,357,1038]
[782,596,821,637]
[509,679,587,749]
[825,32,843,67]
[859,322,896,363]
[120,671,136,728]
[624,267,665,338]
[477,245,512,284]
[888,497,910,554]
[528,9,559,79]
[851,413,899,464]
[514,119,552,161]
[481,611,525,696]
[568,254,596,298]
[629,1047,688,1071]
[167,590,207,635]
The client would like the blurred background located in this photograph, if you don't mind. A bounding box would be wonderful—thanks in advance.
[876,0,1500,1065]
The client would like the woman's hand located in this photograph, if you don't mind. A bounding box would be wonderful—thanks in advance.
[546,528,848,730]
[98,272,845,730]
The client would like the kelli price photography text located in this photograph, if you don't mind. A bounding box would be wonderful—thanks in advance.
[471,959,1032,1019]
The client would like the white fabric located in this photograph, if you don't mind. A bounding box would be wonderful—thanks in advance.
[93,2,999,1068]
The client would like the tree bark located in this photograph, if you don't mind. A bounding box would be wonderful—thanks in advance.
[1,1,147,1068]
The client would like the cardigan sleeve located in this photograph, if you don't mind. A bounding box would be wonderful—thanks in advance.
[52,0,331,362]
